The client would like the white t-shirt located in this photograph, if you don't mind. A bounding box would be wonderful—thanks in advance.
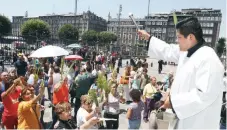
[27,74,35,85]
[96,55,101,62]
[92,69,97,76]
[130,71,136,78]
[107,93,120,114]
[77,107,98,129]
[52,73,61,93]
[82,64,87,70]
[138,67,143,74]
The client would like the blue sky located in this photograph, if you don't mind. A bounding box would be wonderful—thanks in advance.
[0,0,226,37]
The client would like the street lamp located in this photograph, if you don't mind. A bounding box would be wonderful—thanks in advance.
[74,0,78,28]
[146,0,151,31]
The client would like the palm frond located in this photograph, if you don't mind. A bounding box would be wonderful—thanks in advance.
[40,79,45,88]
[97,72,110,94]
[88,89,99,107]
[60,57,65,81]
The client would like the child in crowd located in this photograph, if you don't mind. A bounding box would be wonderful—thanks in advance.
[126,89,144,129]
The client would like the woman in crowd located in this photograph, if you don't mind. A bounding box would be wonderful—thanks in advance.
[120,66,131,104]
[131,72,142,90]
[103,83,125,129]
[17,82,45,129]
[77,95,100,129]
[142,77,157,122]
[54,101,100,129]
[1,78,22,129]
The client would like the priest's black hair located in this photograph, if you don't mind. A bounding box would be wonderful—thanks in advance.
[176,17,203,42]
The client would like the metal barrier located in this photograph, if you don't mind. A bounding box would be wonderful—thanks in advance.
[0,35,37,65]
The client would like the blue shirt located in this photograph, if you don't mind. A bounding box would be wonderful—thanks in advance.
[34,79,48,96]
[1,81,5,92]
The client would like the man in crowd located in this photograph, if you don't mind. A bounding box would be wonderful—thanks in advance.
[14,53,27,77]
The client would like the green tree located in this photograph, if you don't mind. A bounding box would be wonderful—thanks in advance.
[82,30,98,46]
[216,37,226,58]
[58,24,79,45]
[98,31,117,45]
[0,15,12,36]
[21,19,51,43]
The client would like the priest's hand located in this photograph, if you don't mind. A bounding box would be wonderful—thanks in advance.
[138,30,151,40]
[161,96,171,109]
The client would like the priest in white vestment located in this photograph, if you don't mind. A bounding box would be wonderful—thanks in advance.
[138,17,224,129]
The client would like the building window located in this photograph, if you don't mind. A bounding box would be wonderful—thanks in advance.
[201,17,204,21]
[207,17,211,20]
[211,17,214,20]
[162,36,165,40]
[210,23,214,27]
[209,38,212,42]
[200,23,203,27]
[215,17,219,21]
[162,28,166,33]
[219,17,222,21]
[209,30,213,34]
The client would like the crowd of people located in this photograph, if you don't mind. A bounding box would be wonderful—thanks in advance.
[0,49,177,129]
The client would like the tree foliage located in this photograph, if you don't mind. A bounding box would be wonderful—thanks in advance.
[21,19,51,42]
[58,24,79,45]
[0,15,12,36]
[82,30,117,46]
[82,30,98,46]
[216,37,226,58]
[98,31,117,45]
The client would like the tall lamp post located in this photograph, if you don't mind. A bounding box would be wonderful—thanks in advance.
[117,5,122,46]
[74,0,78,28]
[146,0,151,31]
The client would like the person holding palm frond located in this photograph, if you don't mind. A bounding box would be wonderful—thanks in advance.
[103,83,125,129]
[120,66,131,104]
[77,95,101,129]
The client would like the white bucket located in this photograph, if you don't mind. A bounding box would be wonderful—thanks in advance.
[156,111,178,129]
[157,119,169,129]
[163,112,176,121]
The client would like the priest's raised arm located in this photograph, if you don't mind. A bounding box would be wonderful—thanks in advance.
[147,36,180,63]
[138,30,180,63]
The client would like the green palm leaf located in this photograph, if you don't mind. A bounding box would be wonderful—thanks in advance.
[88,89,98,107]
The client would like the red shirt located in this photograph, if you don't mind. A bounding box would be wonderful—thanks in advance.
[53,83,69,105]
[2,87,21,116]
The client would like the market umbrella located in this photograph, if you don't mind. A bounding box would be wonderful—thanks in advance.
[66,43,82,49]
[65,55,83,60]
[29,45,69,58]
